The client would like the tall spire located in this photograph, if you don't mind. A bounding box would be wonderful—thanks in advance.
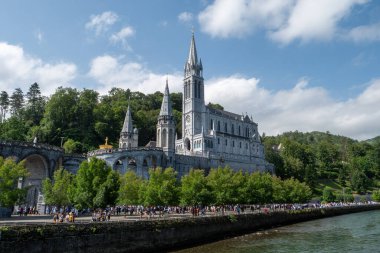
[159,78,173,117]
[121,104,133,133]
[187,31,198,67]
[185,31,202,77]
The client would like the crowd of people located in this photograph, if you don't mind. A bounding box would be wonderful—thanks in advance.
[14,201,377,224]
[16,206,39,216]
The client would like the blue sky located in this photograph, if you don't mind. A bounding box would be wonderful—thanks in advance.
[0,0,380,140]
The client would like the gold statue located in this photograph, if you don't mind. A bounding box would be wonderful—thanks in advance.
[99,137,113,149]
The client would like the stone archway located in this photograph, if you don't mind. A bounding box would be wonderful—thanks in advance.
[113,155,137,175]
[185,138,191,151]
[22,154,49,210]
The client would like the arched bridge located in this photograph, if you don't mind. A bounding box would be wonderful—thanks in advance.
[88,147,165,179]
[0,140,67,211]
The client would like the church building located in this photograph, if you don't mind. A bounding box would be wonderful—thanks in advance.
[89,33,273,177]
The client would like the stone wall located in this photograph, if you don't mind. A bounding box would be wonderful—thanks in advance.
[1,205,379,253]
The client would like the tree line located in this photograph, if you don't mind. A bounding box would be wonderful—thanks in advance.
[0,83,183,152]
[1,83,379,200]
[42,157,312,210]
[263,131,380,194]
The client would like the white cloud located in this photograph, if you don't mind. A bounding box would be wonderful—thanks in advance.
[85,11,119,35]
[110,26,135,49]
[198,0,369,44]
[178,12,194,23]
[88,55,182,95]
[0,42,77,96]
[347,22,380,43]
[88,53,380,140]
[270,0,368,44]
[205,75,380,140]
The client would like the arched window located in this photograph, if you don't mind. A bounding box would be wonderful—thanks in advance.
[217,121,221,131]
[162,129,167,147]
[169,129,173,147]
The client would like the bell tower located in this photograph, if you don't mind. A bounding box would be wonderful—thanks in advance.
[182,32,204,150]
[157,79,176,165]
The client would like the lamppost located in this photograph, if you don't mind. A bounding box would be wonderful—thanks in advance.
[60,137,65,148]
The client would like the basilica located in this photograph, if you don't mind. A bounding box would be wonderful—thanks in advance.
[90,33,273,177]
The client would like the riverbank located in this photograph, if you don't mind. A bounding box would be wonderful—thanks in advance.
[1,204,379,253]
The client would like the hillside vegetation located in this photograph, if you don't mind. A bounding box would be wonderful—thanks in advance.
[263,131,380,195]
[1,83,379,196]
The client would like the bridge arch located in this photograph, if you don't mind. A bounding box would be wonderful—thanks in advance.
[21,154,49,209]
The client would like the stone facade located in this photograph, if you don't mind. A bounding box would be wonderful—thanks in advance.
[91,33,273,177]
[0,140,85,213]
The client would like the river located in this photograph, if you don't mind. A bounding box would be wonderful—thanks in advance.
[174,210,380,253]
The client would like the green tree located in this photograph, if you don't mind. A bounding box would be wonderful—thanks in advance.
[25,83,46,126]
[9,88,24,117]
[245,172,273,204]
[283,178,312,203]
[42,168,73,209]
[272,176,286,203]
[207,166,239,205]
[180,169,212,206]
[0,116,28,141]
[63,138,83,154]
[71,157,119,209]
[143,167,179,206]
[40,87,81,145]
[0,157,29,208]
[372,189,380,202]
[0,91,9,123]
[118,170,143,205]
[93,169,120,208]
[322,186,335,202]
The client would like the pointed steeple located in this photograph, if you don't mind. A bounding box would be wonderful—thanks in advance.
[121,104,133,133]
[159,78,173,117]
[187,31,198,67]
[185,31,202,77]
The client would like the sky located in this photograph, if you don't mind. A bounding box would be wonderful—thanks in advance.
[0,0,379,141]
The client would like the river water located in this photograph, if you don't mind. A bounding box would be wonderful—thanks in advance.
[174,210,380,253]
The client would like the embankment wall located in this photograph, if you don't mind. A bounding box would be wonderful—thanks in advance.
[1,205,379,253]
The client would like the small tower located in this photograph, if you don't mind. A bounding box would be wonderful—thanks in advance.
[119,104,138,149]
[157,79,176,165]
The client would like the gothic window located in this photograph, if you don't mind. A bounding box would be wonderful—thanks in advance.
[162,129,167,147]
[210,119,214,130]
[197,81,201,99]
[231,124,234,135]
[169,129,173,147]
[217,121,221,131]
[224,122,227,132]
[194,82,198,98]
[238,126,241,136]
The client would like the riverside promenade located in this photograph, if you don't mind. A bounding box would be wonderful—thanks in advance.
[0,202,378,226]
[1,204,379,253]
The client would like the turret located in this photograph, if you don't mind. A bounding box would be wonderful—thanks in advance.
[157,79,176,165]
[119,104,138,149]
